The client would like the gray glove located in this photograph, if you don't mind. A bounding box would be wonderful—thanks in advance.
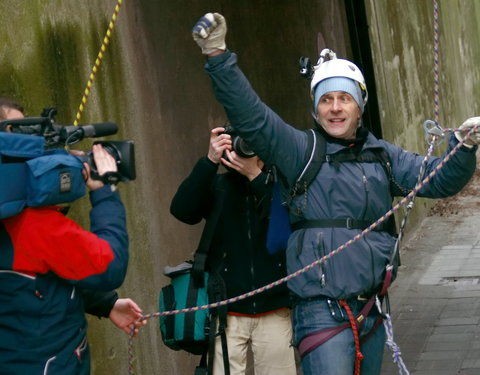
[455,116,480,148]
[192,12,227,55]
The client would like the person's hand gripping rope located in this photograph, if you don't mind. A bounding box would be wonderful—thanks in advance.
[455,116,480,148]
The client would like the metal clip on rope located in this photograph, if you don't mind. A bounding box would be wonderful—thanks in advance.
[423,120,445,146]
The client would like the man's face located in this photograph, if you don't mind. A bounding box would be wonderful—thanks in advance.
[4,108,24,120]
[1,107,25,132]
[316,91,361,140]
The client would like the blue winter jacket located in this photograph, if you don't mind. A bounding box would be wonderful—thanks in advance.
[204,51,477,300]
[0,185,128,375]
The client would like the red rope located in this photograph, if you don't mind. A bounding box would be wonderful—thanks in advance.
[339,299,364,375]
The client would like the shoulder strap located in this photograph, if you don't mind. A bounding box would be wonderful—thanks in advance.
[192,178,226,289]
[290,129,398,198]
[289,128,326,198]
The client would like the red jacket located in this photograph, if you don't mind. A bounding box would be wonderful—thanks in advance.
[0,185,128,374]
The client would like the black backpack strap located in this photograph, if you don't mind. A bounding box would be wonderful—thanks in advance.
[161,284,176,346]
[291,218,394,233]
[289,128,326,199]
[207,272,230,375]
[207,315,216,375]
[192,182,226,288]
[195,352,208,375]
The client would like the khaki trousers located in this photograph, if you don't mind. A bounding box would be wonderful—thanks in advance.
[213,308,296,375]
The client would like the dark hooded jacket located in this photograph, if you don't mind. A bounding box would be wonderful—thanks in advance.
[170,156,290,314]
[0,185,128,374]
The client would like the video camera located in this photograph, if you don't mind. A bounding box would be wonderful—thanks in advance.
[0,107,136,219]
[0,107,136,183]
[222,124,255,159]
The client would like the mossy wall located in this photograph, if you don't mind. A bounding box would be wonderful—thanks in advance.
[366,0,480,231]
[1,1,479,374]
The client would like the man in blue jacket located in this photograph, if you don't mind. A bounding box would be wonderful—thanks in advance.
[191,12,480,375]
[0,97,145,339]
[0,100,131,374]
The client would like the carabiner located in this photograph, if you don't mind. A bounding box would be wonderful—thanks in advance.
[423,120,445,146]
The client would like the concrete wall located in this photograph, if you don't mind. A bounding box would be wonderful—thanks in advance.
[0,1,347,374]
[1,1,479,374]
[366,0,480,229]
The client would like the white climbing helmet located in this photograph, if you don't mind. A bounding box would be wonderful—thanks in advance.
[310,49,368,107]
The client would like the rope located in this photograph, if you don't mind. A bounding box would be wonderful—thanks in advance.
[339,300,364,375]
[433,0,440,125]
[389,136,435,277]
[383,313,410,375]
[73,0,125,126]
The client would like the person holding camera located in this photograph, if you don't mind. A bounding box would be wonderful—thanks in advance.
[0,98,136,374]
[190,13,480,375]
[0,97,146,335]
[170,126,296,375]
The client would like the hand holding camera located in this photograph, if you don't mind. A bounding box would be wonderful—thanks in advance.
[208,125,262,180]
[81,144,118,191]
[208,127,232,164]
[222,150,263,181]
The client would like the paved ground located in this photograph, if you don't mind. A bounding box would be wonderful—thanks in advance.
[380,166,480,375]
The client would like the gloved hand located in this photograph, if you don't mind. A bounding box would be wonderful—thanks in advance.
[455,116,480,148]
[192,12,227,55]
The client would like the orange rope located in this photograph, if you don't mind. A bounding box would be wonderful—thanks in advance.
[339,299,364,375]
[73,0,125,126]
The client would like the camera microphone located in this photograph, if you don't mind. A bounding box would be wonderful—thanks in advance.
[60,122,118,142]
[78,122,118,138]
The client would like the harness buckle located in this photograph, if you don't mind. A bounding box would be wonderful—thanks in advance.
[346,218,353,230]
[375,296,383,315]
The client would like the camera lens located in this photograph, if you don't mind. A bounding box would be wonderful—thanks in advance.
[232,136,255,158]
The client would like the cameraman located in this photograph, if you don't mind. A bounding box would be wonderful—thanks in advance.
[0,97,145,335]
[0,98,133,374]
[170,127,296,375]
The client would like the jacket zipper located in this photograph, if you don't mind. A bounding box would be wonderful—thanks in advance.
[316,232,326,287]
[361,166,376,284]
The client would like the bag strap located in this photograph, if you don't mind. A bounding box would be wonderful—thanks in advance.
[205,313,230,375]
[206,271,230,375]
[192,180,227,289]
[289,128,326,199]
[290,128,398,198]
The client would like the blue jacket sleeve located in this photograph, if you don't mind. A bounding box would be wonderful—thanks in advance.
[384,134,477,198]
[205,51,309,186]
[76,185,129,290]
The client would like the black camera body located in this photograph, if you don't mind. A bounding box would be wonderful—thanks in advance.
[82,140,136,182]
[222,125,255,159]
[0,107,135,183]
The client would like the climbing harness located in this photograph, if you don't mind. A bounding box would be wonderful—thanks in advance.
[73,0,125,126]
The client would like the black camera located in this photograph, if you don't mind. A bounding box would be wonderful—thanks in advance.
[82,140,135,182]
[222,125,255,159]
[0,107,136,183]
